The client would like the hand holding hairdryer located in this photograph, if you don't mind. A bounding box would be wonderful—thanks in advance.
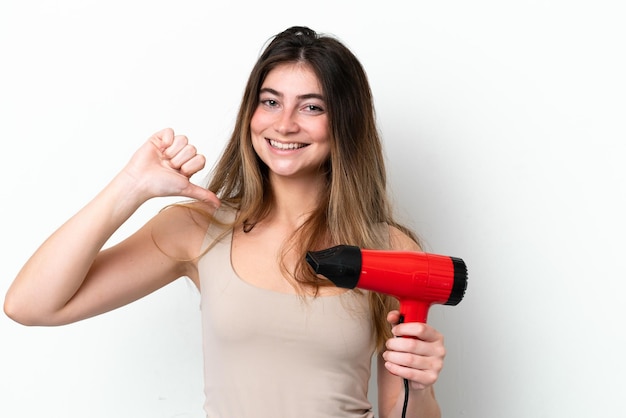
[305,245,468,324]
[306,244,467,417]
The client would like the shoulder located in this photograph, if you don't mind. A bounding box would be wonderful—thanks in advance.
[388,225,422,252]
[149,200,220,261]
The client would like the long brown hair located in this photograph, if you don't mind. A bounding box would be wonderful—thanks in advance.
[204,26,418,350]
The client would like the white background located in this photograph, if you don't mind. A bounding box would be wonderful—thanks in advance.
[1,1,625,417]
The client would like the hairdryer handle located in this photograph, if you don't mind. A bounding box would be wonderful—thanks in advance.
[399,300,430,324]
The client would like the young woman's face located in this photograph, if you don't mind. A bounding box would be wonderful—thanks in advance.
[250,63,331,181]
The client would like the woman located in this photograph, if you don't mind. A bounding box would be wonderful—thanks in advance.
[5,26,445,417]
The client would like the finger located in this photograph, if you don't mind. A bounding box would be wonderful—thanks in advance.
[384,339,445,366]
[181,184,221,207]
[163,134,190,160]
[383,342,445,387]
[169,144,200,171]
[179,153,206,177]
[386,336,444,361]
[386,323,446,360]
[383,361,440,390]
[383,351,443,379]
[150,128,176,151]
[386,310,402,326]
[391,322,442,343]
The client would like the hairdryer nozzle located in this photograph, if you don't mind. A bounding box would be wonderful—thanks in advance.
[305,245,362,288]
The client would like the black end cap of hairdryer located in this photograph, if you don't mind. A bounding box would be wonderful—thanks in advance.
[305,245,362,289]
[446,257,468,306]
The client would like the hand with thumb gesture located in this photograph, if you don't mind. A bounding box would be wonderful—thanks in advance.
[122,128,221,207]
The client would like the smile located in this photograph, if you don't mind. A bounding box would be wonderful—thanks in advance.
[268,139,308,150]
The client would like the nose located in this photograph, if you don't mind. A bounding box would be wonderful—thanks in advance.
[274,109,299,135]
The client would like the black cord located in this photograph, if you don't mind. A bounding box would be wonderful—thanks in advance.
[397,314,409,418]
[401,378,409,418]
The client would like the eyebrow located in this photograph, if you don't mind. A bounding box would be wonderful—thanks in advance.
[259,87,325,101]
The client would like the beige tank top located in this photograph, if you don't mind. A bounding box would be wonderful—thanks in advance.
[197,207,376,418]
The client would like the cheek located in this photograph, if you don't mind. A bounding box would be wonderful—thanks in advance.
[249,110,262,135]
[312,116,331,144]
[321,144,332,163]
[313,126,332,153]
[249,111,267,150]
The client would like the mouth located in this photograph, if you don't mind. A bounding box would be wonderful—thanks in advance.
[268,138,309,150]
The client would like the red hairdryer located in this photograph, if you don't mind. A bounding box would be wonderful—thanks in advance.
[305,245,468,323]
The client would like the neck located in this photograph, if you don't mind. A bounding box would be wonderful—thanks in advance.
[266,172,326,228]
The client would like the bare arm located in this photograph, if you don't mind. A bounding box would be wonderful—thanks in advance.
[4,128,220,326]
[377,226,444,418]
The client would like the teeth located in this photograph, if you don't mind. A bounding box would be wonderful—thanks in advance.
[269,139,306,150]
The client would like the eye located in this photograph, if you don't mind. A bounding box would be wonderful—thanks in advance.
[303,104,325,114]
[260,98,279,108]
